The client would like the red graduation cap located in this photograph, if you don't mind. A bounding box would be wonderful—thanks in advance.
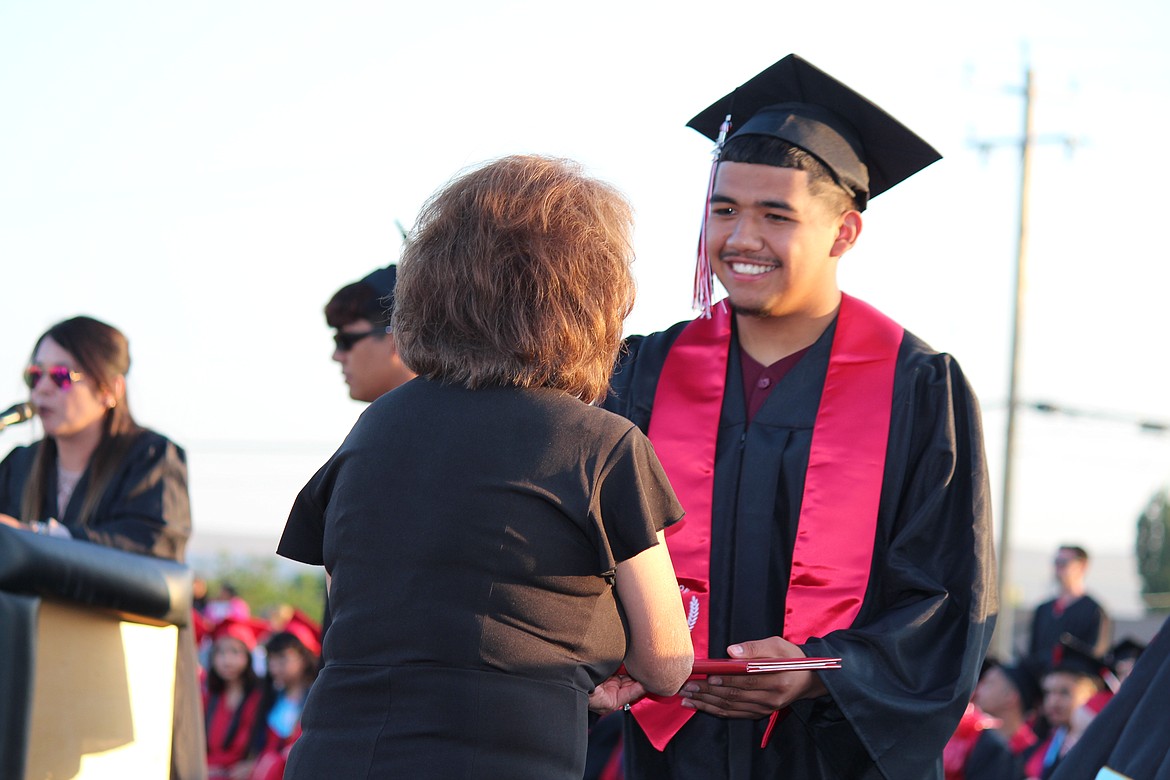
[278,609,322,657]
[211,615,271,652]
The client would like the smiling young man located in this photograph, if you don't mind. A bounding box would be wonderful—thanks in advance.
[324,265,415,403]
[604,55,998,779]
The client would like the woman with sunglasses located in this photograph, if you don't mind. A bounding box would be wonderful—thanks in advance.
[0,315,191,557]
[0,314,206,780]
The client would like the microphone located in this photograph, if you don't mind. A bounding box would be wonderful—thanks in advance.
[0,402,35,431]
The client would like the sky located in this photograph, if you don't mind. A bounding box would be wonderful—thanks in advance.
[2,1,1169,614]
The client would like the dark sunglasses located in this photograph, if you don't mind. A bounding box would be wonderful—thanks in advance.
[24,363,85,391]
[333,326,391,352]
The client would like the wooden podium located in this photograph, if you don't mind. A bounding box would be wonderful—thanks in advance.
[0,526,194,780]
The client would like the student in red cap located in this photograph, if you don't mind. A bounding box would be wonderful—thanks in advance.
[204,616,269,780]
[245,611,320,780]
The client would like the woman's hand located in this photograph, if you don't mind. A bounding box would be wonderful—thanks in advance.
[588,673,647,716]
[0,514,26,529]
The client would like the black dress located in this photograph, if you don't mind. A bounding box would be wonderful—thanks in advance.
[277,379,683,780]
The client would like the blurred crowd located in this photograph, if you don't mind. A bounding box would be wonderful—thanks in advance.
[190,580,322,780]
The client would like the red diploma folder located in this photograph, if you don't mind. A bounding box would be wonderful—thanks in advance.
[690,657,842,676]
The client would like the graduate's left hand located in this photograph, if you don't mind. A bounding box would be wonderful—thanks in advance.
[678,635,828,719]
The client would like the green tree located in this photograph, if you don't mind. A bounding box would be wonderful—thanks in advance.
[204,553,325,624]
[1137,487,1170,609]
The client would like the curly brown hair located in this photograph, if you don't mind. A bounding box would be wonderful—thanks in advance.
[393,155,636,404]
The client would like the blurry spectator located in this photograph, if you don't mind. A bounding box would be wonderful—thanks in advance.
[245,610,321,780]
[206,582,251,622]
[1024,639,1110,779]
[1026,545,1111,674]
[1047,618,1169,779]
[1106,637,1145,685]
[975,658,1043,757]
[1061,690,1111,756]
[205,617,269,780]
[0,315,204,780]
[324,265,415,403]
[193,575,210,614]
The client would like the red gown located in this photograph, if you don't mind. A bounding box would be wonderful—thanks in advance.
[203,687,262,779]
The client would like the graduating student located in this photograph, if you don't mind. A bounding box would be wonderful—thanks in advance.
[604,54,998,779]
[1027,545,1112,674]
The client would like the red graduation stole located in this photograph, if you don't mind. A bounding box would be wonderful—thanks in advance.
[631,294,904,751]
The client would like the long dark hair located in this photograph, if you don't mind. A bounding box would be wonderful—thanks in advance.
[205,640,261,752]
[247,631,320,756]
[20,316,142,525]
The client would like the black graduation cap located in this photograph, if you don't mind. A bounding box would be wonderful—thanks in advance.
[687,54,941,210]
[1000,659,1044,711]
[1051,633,1115,690]
[1108,637,1146,665]
[360,264,397,301]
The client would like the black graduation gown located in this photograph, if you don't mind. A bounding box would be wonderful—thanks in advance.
[604,314,998,780]
[1048,617,1170,780]
[0,431,191,560]
[1027,595,1112,673]
[965,729,1021,780]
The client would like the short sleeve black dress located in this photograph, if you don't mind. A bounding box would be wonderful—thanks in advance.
[277,379,683,780]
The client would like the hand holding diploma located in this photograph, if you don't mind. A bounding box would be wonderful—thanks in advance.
[679,635,831,719]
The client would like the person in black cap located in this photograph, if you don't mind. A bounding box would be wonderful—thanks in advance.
[1106,636,1145,684]
[1024,637,1112,779]
[1047,618,1170,780]
[604,53,997,779]
[975,658,1044,758]
[323,265,415,403]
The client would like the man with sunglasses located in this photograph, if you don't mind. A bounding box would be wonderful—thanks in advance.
[324,265,415,403]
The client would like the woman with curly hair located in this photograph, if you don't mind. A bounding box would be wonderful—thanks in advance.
[278,155,693,779]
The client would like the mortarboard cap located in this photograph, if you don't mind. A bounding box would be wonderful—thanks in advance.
[1051,633,1116,691]
[687,54,941,210]
[277,608,322,657]
[1000,660,1044,711]
[361,265,397,302]
[1108,637,1146,665]
[211,616,271,653]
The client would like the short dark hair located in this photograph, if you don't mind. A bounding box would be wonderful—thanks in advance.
[1058,545,1089,562]
[394,155,636,405]
[325,281,391,329]
[719,134,859,214]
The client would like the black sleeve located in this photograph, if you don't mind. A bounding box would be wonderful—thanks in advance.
[73,433,191,562]
[800,349,999,779]
[591,426,685,573]
[277,460,334,566]
[966,730,1021,780]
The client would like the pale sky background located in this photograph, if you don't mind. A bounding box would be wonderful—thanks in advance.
[2,1,1168,616]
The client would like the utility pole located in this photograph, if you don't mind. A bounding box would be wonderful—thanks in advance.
[973,65,1076,660]
[997,67,1033,661]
